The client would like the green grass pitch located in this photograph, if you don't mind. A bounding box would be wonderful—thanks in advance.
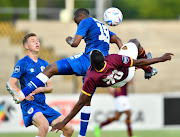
[1,130,180,137]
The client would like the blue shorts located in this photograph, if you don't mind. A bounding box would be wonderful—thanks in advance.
[21,102,61,127]
[57,52,90,76]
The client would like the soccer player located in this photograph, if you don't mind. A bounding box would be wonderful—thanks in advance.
[7,33,74,137]
[50,39,173,134]
[94,82,134,137]
[7,8,156,137]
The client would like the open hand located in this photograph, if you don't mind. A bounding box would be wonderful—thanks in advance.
[161,53,174,61]
[51,122,65,133]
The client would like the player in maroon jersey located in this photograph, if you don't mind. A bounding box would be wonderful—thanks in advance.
[51,39,173,133]
[97,82,133,137]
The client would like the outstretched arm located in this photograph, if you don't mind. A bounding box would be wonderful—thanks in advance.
[133,53,173,67]
[110,34,123,49]
[51,92,90,133]
[66,35,83,47]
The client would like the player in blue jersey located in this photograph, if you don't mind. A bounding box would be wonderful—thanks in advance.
[7,33,74,137]
[6,9,157,137]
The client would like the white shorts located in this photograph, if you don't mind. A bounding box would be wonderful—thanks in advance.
[115,96,130,112]
[111,42,138,88]
[118,42,138,59]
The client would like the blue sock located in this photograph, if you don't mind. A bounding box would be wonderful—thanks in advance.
[79,106,91,136]
[22,73,49,97]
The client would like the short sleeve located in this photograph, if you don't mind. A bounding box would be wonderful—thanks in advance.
[75,19,90,37]
[109,31,115,37]
[82,76,96,96]
[11,60,24,79]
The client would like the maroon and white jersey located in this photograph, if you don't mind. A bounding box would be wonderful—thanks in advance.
[82,54,133,96]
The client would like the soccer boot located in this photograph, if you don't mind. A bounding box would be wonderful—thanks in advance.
[94,125,101,137]
[6,82,24,103]
[144,52,158,79]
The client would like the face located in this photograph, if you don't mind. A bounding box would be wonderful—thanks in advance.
[73,13,83,25]
[25,36,40,53]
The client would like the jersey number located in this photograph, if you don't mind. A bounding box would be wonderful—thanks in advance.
[96,22,110,44]
[102,70,124,85]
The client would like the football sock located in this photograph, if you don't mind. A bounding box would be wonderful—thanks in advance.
[35,136,40,137]
[127,123,133,137]
[60,134,66,137]
[137,48,151,72]
[21,73,49,97]
[79,106,91,137]
[137,48,147,59]
[126,119,133,137]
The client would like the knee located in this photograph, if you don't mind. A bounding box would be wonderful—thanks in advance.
[126,117,131,124]
[128,38,138,43]
[44,125,49,133]
[43,63,57,77]
[65,126,74,137]
[128,38,140,48]
[39,124,49,134]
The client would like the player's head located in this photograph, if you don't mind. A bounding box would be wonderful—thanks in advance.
[90,49,105,70]
[74,8,90,25]
[22,33,40,52]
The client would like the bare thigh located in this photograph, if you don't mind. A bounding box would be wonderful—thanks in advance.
[32,112,49,128]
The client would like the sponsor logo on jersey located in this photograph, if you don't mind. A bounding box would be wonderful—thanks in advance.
[27,107,34,114]
[41,66,45,72]
[14,65,20,73]
[30,68,35,73]
[122,56,129,64]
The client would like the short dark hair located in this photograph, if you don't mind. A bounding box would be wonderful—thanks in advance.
[22,33,36,46]
[74,8,89,17]
[90,50,105,70]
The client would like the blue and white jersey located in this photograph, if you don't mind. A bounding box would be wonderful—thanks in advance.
[76,17,115,56]
[11,55,48,105]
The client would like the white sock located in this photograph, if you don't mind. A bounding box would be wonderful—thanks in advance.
[35,136,40,137]
[78,134,84,137]
[36,73,50,84]
[81,106,91,113]
[60,133,66,137]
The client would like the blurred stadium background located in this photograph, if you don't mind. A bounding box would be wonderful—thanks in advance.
[0,0,180,137]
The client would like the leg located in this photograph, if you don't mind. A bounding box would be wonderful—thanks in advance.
[125,110,133,137]
[51,115,74,137]
[128,39,158,79]
[32,112,50,137]
[79,98,92,137]
[100,111,121,128]
[94,112,121,137]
